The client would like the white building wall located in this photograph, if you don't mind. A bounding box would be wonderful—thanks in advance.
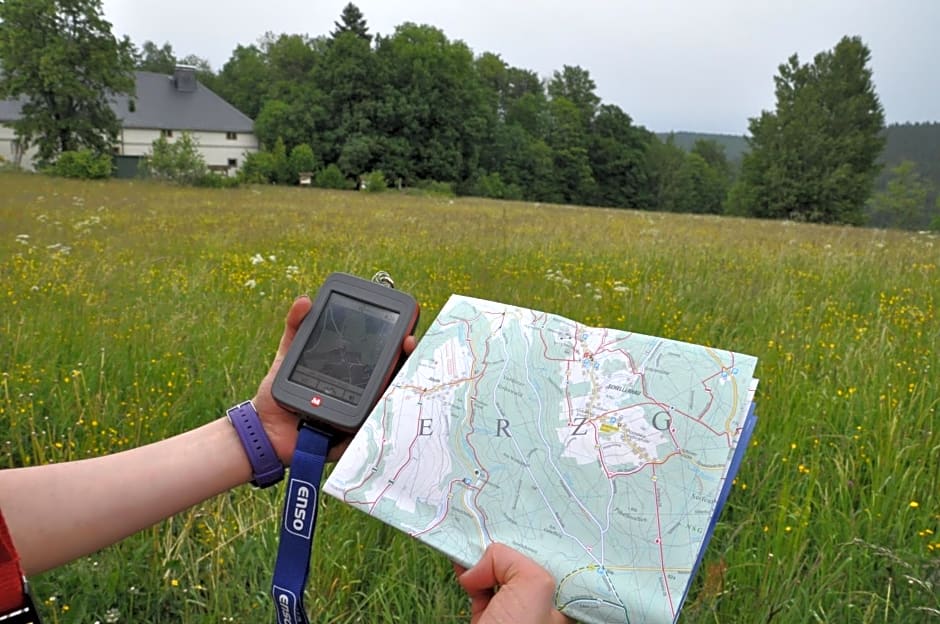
[0,124,15,163]
[118,128,259,174]
[0,123,39,169]
[0,124,259,174]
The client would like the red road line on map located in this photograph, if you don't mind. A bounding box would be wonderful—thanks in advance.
[538,325,580,362]
[651,464,677,618]
[460,316,494,534]
[342,395,396,503]
[357,400,426,512]
[411,478,481,537]
[638,373,732,445]
[593,332,634,356]
[604,450,682,479]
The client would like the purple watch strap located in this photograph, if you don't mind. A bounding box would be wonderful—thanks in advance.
[227,400,284,488]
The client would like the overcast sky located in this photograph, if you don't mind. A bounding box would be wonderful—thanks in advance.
[100,0,939,135]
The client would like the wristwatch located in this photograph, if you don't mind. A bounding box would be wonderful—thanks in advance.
[226,401,285,488]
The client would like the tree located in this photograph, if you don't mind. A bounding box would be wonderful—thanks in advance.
[288,143,318,182]
[588,104,653,209]
[373,23,487,185]
[136,40,177,74]
[216,44,269,119]
[0,0,136,164]
[145,132,207,185]
[317,8,380,166]
[690,139,733,213]
[867,160,935,229]
[548,65,600,127]
[331,3,371,42]
[648,136,691,212]
[691,138,733,182]
[546,97,595,204]
[177,53,216,90]
[730,36,885,224]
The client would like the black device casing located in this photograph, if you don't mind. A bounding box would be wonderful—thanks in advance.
[272,272,420,436]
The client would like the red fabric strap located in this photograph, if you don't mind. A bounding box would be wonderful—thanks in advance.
[0,507,27,613]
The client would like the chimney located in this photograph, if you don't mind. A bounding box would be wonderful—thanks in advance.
[173,65,197,92]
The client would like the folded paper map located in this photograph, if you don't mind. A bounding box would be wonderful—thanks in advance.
[324,295,758,624]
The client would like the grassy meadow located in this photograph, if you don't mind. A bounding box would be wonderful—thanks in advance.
[0,171,937,623]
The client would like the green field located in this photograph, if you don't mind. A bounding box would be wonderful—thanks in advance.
[1,172,937,623]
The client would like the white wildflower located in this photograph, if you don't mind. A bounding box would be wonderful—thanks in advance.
[244,279,257,289]
[250,254,264,265]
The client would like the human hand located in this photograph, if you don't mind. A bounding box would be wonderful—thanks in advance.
[456,543,573,624]
[252,295,417,463]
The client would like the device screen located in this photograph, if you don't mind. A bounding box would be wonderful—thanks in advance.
[289,292,400,406]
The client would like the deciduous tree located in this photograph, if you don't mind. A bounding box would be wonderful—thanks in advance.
[136,40,177,74]
[867,160,935,229]
[0,0,136,164]
[730,36,885,224]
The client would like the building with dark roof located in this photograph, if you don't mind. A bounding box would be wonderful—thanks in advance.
[0,66,258,174]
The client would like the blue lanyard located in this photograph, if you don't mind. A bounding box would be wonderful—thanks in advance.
[271,424,331,624]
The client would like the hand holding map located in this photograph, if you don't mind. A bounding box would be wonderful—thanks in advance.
[325,295,759,624]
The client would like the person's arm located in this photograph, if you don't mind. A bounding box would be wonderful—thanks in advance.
[0,296,416,576]
[456,543,574,624]
[0,414,256,575]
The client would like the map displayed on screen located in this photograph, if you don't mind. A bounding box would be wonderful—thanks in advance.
[289,292,399,406]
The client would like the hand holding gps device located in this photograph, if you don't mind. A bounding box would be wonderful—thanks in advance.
[270,272,419,624]
[272,272,420,437]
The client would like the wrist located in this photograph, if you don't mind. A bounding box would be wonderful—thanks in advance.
[226,400,285,488]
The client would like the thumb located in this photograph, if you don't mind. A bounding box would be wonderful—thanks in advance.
[275,295,312,362]
[458,543,522,592]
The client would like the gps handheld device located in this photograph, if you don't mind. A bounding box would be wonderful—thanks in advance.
[269,272,419,624]
[272,272,420,436]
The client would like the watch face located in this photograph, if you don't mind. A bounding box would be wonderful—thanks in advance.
[288,292,400,406]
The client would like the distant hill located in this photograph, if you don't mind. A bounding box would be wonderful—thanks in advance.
[655,132,750,162]
[878,122,940,188]
[658,124,940,191]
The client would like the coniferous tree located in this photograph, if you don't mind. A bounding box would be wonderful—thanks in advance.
[331,3,371,42]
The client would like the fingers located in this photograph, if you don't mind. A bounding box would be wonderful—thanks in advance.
[403,334,417,355]
[459,543,542,593]
[458,543,559,624]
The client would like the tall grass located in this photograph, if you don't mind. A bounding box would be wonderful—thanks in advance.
[1,172,937,623]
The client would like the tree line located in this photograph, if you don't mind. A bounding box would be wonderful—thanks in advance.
[3,0,933,229]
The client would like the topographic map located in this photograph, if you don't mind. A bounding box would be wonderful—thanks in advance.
[324,295,758,624]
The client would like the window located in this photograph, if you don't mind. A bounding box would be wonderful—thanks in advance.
[161,129,174,138]
[225,132,238,140]
[228,158,238,168]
